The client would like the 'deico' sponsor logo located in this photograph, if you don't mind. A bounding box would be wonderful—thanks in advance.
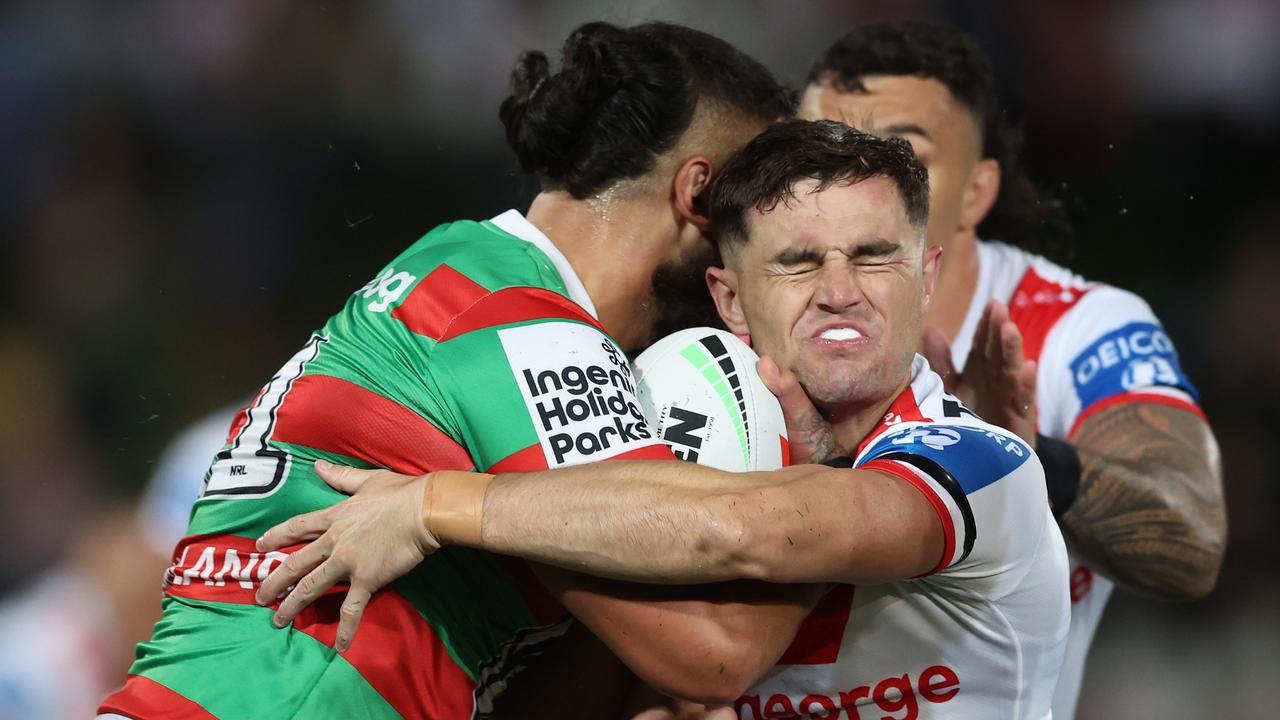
[1069,322,1196,408]
[501,323,652,465]
[734,664,959,720]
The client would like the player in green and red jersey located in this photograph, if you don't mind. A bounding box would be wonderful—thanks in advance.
[98,22,805,720]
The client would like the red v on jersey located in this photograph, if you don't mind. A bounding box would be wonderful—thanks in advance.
[272,373,474,475]
[777,585,856,665]
[1007,267,1091,363]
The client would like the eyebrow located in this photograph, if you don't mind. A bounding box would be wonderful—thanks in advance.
[770,246,826,266]
[880,122,932,143]
[770,239,901,265]
[851,239,901,258]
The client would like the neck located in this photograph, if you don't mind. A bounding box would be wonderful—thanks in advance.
[525,192,665,349]
[826,370,914,455]
[923,232,980,342]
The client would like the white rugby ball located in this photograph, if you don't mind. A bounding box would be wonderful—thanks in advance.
[634,327,789,472]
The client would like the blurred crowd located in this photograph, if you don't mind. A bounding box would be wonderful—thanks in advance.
[1,1,1277,717]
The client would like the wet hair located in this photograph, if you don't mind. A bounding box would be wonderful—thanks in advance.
[499,21,795,199]
[709,119,929,250]
[807,20,1072,256]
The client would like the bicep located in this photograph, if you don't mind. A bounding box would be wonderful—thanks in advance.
[1069,399,1218,469]
[531,563,824,705]
[1064,400,1225,557]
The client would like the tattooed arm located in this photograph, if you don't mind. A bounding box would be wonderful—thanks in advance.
[1060,402,1227,600]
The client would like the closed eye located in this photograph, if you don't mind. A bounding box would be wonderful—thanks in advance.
[851,239,901,262]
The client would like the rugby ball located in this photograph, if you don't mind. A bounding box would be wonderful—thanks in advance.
[634,327,789,472]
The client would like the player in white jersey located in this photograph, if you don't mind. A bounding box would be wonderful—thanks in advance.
[257,120,1071,718]
[798,21,1226,718]
[727,353,1068,720]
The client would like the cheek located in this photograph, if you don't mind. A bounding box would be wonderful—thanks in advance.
[746,286,806,352]
[865,274,923,329]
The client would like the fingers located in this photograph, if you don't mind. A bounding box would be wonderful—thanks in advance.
[315,459,376,495]
[258,507,334,552]
[969,299,994,369]
[256,534,332,605]
[758,355,837,464]
[920,327,958,391]
[1017,359,1038,410]
[757,356,801,409]
[271,558,344,629]
[998,310,1025,375]
[983,300,1009,365]
[1011,359,1040,445]
[334,584,372,653]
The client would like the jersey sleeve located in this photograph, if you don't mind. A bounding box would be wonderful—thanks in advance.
[1037,286,1203,440]
[423,287,674,472]
[856,422,1049,589]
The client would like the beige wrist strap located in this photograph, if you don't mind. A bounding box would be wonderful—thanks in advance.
[423,472,494,547]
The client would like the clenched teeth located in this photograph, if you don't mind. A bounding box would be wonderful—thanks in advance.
[819,328,863,341]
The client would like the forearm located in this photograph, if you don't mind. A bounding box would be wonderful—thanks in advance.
[535,564,825,705]
[1060,403,1227,599]
[443,461,938,586]
[475,461,787,584]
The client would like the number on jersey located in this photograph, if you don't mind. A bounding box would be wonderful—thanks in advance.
[201,335,327,499]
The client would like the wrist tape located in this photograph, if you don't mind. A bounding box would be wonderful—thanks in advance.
[424,472,493,547]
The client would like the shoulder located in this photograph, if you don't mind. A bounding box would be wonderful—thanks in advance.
[858,418,1035,497]
[385,218,565,293]
[861,355,1036,480]
[997,242,1158,343]
[359,219,598,344]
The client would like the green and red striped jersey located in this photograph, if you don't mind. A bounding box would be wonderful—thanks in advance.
[100,210,673,720]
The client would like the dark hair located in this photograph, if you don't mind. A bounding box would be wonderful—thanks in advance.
[500,21,794,199]
[709,119,929,249]
[807,21,1072,256]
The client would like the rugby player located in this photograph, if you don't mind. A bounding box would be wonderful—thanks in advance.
[798,22,1226,717]
[261,121,1072,719]
[98,22,811,720]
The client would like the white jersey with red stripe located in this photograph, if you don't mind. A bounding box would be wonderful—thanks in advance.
[951,240,1204,719]
[734,355,1070,720]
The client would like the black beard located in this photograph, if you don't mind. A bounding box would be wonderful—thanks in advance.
[644,240,726,348]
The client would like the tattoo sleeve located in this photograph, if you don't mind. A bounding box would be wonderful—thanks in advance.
[1060,402,1227,600]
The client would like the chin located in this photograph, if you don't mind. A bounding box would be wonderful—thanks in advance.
[799,362,896,410]
[797,373,875,409]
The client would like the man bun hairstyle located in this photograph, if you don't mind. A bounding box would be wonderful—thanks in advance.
[807,20,1072,256]
[709,119,929,250]
[500,21,794,199]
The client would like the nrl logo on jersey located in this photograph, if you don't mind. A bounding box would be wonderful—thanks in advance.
[500,322,653,466]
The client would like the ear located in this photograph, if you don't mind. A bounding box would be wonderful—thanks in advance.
[674,156,714,232]
[921,244,943,310]
[959,157,1000,232]
[706,264,748,337]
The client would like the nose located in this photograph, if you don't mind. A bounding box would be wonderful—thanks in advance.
[813,260,863,313]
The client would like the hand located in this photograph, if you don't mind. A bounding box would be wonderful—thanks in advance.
[756,355,840,464]
[255,460,440,651]
[921,299,1038,446]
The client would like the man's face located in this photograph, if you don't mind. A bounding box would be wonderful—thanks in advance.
[719,177,939,411]
[800,76,983,252]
